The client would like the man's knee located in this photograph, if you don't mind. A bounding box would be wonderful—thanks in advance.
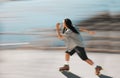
[65,51,73,56]
[65,50,75,56]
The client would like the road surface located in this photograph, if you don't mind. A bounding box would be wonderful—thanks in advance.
[0,50,119,78]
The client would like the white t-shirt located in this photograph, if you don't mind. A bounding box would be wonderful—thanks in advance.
[61,26,85,50]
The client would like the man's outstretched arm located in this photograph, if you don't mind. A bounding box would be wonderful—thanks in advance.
[79,27,96,35]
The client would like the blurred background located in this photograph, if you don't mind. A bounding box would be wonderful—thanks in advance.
[0,0,120,52]
[0,0,120,78]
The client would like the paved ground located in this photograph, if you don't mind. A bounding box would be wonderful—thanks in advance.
[0,50,119,78]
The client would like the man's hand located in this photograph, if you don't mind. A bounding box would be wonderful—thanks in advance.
[88,31,96,35]
[58,35,63,39]
[56,23,60,27]
[56,22,63,39]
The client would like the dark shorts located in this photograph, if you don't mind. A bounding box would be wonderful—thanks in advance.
[66,46,88,60]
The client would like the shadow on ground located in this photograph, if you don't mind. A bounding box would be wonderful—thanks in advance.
[61,71,81,78]
[61,71,113,78]
[99,74,113,78]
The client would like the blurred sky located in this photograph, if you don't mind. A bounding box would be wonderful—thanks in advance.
[0,0,120,45]
[0,0,118,32]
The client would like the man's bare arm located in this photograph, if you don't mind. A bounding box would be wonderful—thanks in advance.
[80,27,96,35]
[56,23,64,39]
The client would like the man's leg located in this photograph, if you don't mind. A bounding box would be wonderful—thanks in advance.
[85,59,94,65]
[75,46,103,76]
[85,59,103,76]
[59,53,70,71]
[59,49,75,71]
[65,53,70,65]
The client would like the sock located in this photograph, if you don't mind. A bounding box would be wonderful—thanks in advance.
[64,61,69,65]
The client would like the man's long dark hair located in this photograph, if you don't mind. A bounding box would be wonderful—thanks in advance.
[62,18,79,34]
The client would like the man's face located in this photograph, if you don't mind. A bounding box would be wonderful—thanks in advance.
[63,20,67,28]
